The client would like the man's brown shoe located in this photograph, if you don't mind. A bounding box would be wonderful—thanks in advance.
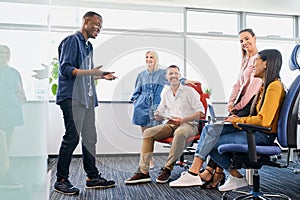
[125,173,151,184]
[156,168,171,183]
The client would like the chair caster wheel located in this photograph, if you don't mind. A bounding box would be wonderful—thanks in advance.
[222,193,228,200]
[294,169,300,174]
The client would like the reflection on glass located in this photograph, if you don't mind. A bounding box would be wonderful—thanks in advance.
[0,44,26,190]
[0,45,48,199]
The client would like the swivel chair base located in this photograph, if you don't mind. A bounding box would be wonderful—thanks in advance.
[221,169,292,200]
[222,190,292,200]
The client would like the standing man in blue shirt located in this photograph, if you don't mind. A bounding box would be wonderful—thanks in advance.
[54,11,117,195]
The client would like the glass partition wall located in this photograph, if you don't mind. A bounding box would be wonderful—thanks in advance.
[0,1,299,199]
[0,2,299,102]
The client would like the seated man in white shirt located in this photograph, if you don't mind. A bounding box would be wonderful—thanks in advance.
[125,65,204,184]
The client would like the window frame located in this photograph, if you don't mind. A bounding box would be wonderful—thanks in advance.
[0,2,299,102]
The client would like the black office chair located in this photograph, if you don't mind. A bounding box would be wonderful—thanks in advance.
[218,45,300,200]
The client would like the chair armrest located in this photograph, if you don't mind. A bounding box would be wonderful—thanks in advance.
[199,119,208,124]
[236,123,272,163]
[236,123,271,132]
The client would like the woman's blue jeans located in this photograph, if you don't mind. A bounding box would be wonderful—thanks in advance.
[194,124,276,170]
[56,98,99,180]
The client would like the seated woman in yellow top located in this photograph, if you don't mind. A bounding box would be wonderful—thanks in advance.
[169,49,285,192]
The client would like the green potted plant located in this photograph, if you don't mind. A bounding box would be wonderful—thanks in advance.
[49,57,59,96]
[203,87,212,97]
[48,57,99,96]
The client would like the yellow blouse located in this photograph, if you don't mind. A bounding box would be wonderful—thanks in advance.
[232,80,285,133]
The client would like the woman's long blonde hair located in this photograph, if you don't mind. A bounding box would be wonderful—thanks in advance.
[146,50,160,71]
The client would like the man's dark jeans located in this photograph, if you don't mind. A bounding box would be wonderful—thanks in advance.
[56,98,99,180]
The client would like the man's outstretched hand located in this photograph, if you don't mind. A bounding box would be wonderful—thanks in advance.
[101,72,117,80]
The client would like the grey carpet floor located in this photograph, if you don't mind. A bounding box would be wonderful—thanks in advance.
[48,153,300,200]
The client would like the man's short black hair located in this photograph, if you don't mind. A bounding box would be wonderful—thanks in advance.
[167,65,180,71]
[83,11,102,19]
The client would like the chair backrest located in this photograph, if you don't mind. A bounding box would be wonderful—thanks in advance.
[157,82,209,144]
[186,82,209,119]
[289,44,300,71]
[277,44,300,148]
[277,76,300,148]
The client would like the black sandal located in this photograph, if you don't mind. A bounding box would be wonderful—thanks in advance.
[200,168,214,188]
[200,168,214,182]
[205,171,225,189]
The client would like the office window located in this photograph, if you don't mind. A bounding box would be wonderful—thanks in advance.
[92,34,184,101]
[1,2,297,103]
[98,8,183,32]
[0,2,48,25]
[49,6,183,32]
[246,14,294,38]
[187,10,238,35]
[50,33,184,102]
[186,36,241,103]
[257,40,298,87]
[49,6,80,27]
[0,29,50,101]
[298,17,300,38]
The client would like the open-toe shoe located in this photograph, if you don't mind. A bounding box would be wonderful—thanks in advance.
[205,171,225,189]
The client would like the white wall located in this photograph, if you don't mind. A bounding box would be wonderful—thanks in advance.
[48,102,171,155]
[48,101,229,155]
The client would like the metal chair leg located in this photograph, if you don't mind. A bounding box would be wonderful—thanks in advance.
[222,169,292,200]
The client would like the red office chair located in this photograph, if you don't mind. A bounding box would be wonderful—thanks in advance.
[157,82,209,167]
